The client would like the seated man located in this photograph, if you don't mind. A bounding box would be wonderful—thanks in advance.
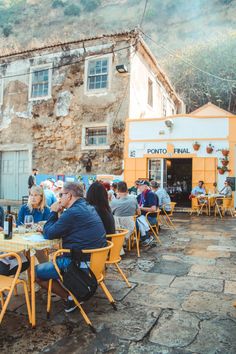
[150,181,171,213]
[110,181,140,239]
[220,180,232,197]
[36,182,107,313]
[191,180,206,197]
[136,180,158,246]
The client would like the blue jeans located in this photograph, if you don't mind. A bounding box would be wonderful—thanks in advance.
[35,257,89,280]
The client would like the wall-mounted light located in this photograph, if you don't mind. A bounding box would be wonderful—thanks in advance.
[116,64,128,73]
[164,119,174,129]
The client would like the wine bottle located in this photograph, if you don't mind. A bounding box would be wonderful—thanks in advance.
[4,211,13,240]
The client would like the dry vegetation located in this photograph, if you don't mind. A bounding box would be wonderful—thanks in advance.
[0,0,235,113]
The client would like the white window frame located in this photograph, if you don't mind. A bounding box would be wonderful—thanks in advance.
[162,96,167,117]
[0,76,3,106]
[81,123,110,150]
[84,54,112,95]
[29,63,52,101]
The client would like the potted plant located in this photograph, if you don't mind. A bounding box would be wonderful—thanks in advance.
[77,175,83,182]
[217,166,231,174]
[193,141,200,151]
[206,143,214,154]
[220,157,229,166]
[221,148,229,157]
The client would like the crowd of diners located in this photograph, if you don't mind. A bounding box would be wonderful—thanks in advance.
[190,179,232,198]
[0,176,232,313]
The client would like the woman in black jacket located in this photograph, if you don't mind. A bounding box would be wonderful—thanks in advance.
[87,181,116,235]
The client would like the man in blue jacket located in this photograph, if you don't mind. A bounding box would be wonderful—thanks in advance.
[36,182,107,312]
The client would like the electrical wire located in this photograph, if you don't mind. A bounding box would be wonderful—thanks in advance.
[139,0,149,29]
[141,30,236,83]
[0,40,138,81]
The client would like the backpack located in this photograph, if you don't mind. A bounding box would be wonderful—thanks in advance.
[61,249,98,302]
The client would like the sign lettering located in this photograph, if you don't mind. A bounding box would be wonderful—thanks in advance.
[146,148,190,154]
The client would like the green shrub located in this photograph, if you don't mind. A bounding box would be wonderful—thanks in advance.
[64,4,81,16]
[52,0,64,8]
[81,0,101,12]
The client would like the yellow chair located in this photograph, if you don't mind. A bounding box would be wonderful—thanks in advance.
[215,197,234,218]
[106,229,131,288]
[159,202,176,230]
[190,197,208,216]
[145,210,161,244]
[0,252,32,325]
[47,241,115,332]
[128,215,140,258]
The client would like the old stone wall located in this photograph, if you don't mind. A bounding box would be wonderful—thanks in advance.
[0,37,131,176]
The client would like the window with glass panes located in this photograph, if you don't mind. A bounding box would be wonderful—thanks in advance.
[85,127,107,146]
[87,58,108,90]
[31,69,49,98]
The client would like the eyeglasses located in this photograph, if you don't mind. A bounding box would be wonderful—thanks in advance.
[59,192,69,198]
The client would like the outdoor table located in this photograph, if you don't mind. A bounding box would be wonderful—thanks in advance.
[0,231,60,328]
[196,194,222,216]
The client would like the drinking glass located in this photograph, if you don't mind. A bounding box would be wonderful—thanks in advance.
[24,215,34,230]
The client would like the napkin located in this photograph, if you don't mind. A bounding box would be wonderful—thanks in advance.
[23,234,46,242]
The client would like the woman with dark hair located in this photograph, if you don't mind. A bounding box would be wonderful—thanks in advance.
[87,181,115,234]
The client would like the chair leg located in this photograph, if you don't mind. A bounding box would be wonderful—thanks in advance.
[0,287,15,324]
[47,279,52,319]
[70,294,95,331]
[128,236,131,251]
[22,281,32,324]
[150,225,161,244]
[114,263,131,288]
[99,281,117,310]
[136,230,140,258]
[0,292,4,308]
[14,286,18,296]
[164,214,176,230]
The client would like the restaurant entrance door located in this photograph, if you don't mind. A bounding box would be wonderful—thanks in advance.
[166,158,192,207]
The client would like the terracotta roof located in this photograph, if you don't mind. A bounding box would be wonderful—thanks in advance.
[0,30,138,60]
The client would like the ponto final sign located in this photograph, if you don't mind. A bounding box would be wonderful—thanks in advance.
[129,147,191,157]
[146,148,190,154]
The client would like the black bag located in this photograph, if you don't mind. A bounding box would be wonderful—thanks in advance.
[61,249,98,302]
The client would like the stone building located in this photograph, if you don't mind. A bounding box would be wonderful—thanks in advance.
[0,29,184,199]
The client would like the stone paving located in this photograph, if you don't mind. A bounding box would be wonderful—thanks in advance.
[1,214,236,353]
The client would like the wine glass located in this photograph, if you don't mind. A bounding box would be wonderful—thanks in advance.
[24,215,34,230]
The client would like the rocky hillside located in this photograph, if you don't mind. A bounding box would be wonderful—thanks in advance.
[0,0,235,113]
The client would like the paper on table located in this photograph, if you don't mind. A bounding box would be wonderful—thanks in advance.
[23,234,46,242]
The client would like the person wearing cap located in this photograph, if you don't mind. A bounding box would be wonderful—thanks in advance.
[136,180,158,246]
[54,180,64,199]
[150,181,171,213]
[128,181,139,196]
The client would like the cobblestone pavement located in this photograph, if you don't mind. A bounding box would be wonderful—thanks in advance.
[1,214,236,353]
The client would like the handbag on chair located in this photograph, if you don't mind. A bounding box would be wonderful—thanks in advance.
[61,249,98,302]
